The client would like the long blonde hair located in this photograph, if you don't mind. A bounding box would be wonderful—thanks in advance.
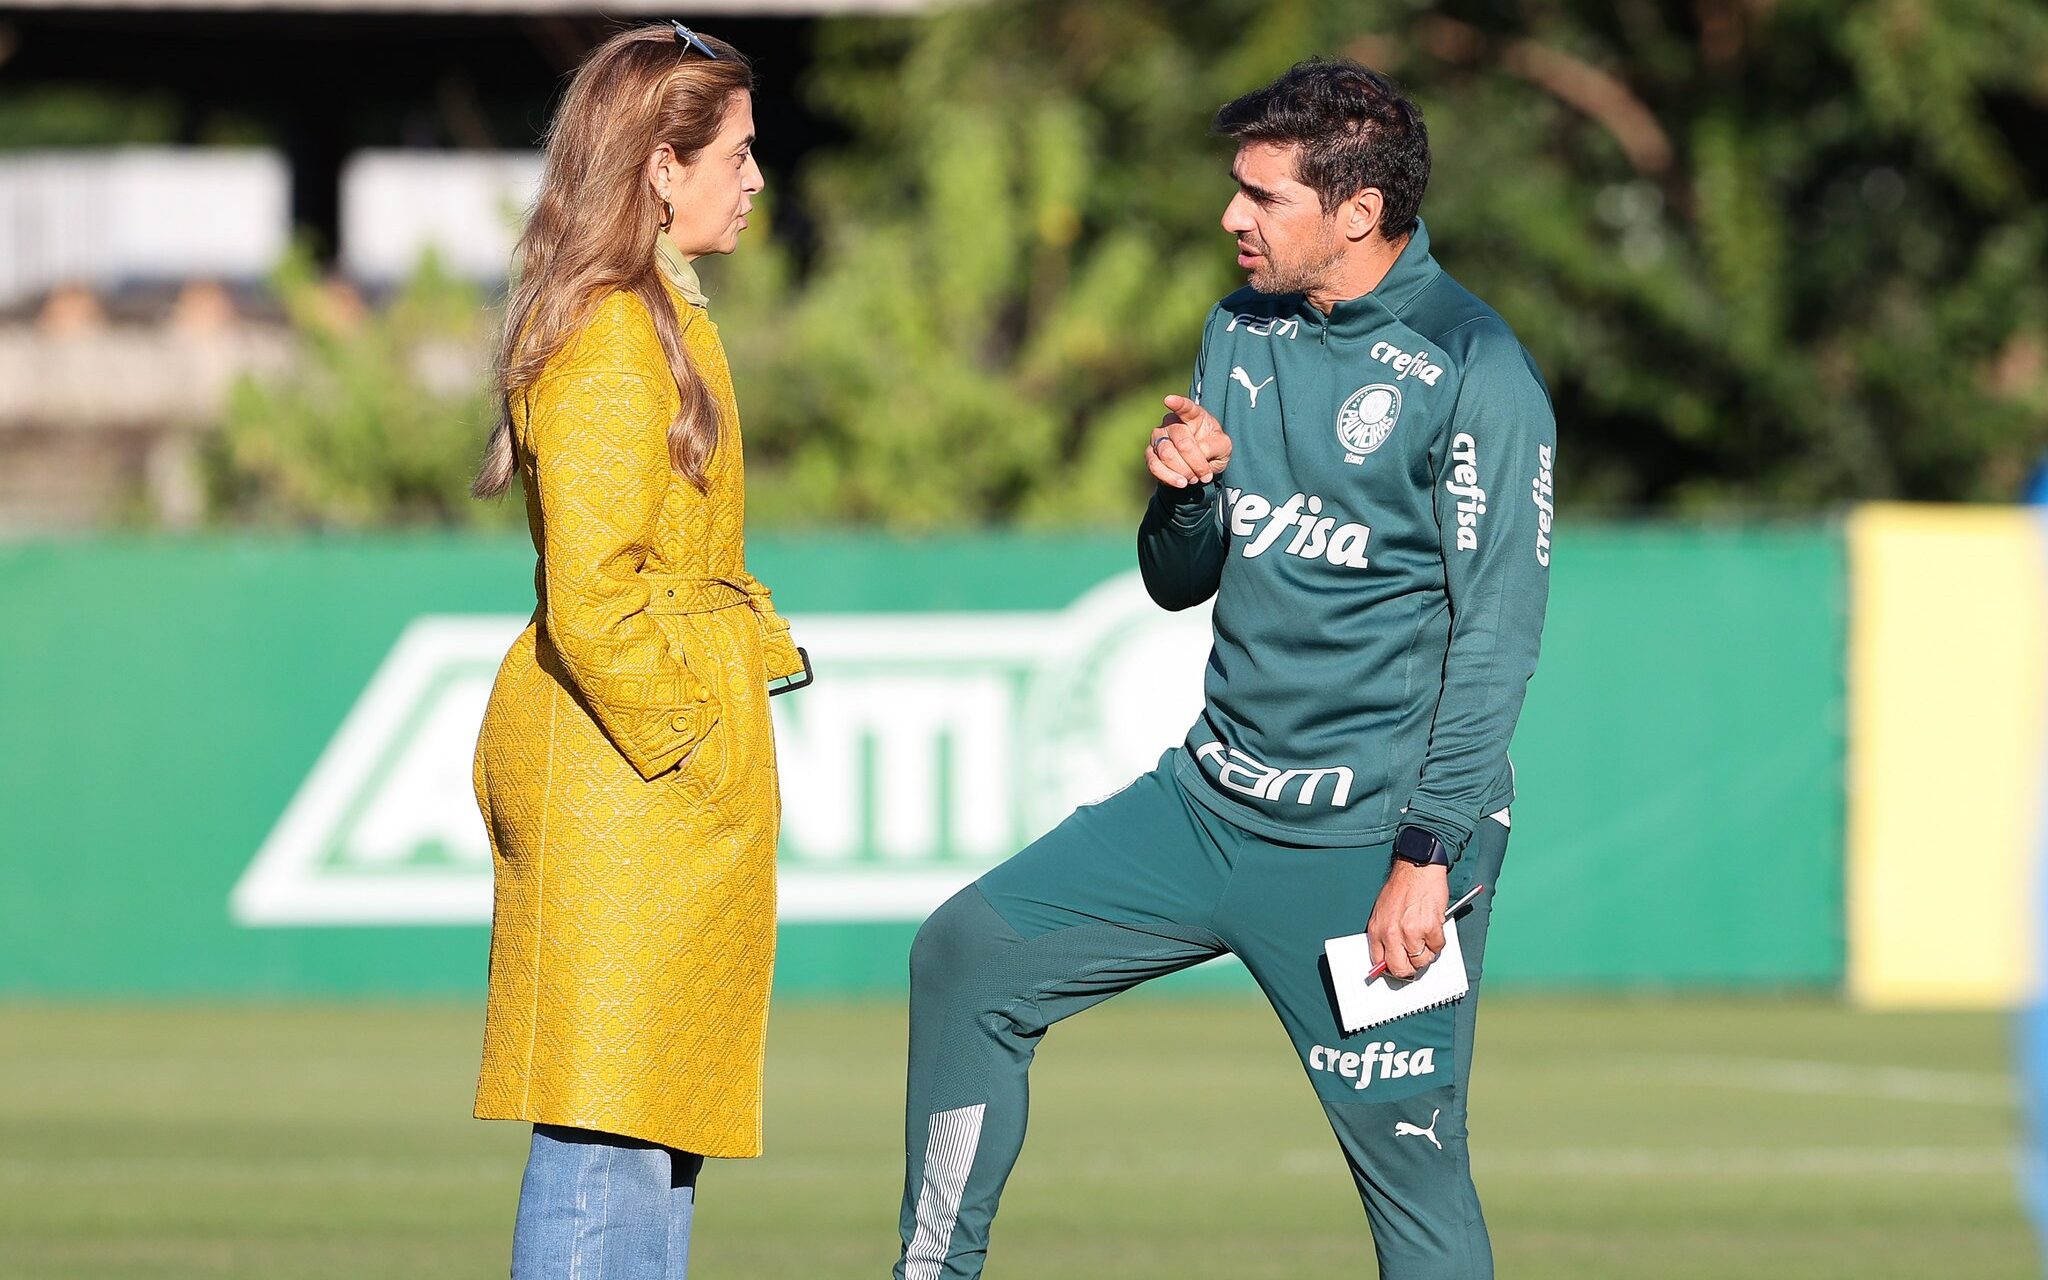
[474,26,754,498]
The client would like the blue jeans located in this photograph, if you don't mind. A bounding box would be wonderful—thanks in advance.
[511,1124,706,1280]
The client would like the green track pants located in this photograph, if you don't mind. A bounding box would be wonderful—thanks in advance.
[892,753,1509,1279]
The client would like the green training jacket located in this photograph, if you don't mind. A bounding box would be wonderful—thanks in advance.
[1138,220,1555,857]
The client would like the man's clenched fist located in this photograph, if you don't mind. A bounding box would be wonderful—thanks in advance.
[1147,394,1233,489]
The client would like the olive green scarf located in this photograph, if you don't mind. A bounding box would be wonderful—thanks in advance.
[654,233,709,310]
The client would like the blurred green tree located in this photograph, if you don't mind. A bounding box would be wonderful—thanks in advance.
[198,0,2048,529]
[704,0,2048,525]
[206,242,513,529]
[0,86,268,148]
[0,87,181,148]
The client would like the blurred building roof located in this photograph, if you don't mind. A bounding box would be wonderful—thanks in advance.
[2,0,928,10]
[0,149,293,305]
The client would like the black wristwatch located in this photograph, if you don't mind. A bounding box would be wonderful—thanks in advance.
[1391,825,1452,868]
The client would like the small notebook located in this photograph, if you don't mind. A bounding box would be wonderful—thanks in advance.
[1324,919,1470,1033]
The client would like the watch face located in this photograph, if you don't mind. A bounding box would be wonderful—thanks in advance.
[1394,827,1440,863]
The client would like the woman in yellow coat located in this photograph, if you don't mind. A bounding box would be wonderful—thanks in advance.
[467,24,806,1278]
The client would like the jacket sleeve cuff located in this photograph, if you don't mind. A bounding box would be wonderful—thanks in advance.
[733,572,807,685]
[750,603,806,685]
[622,700,721,781]
[1399,803,1476,860]
[762,627,805,685]
[1159,481,1219,533]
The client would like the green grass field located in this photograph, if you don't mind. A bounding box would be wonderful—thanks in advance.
[0,996,2035,1278]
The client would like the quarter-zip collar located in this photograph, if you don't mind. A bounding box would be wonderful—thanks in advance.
[1297,218,1441,344]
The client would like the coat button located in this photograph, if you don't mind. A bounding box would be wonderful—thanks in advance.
[694,683,712,703]
[670,713,691,732]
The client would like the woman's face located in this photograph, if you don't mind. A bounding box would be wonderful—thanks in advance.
[661,91,763,260]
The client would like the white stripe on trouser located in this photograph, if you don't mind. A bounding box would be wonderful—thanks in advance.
[905,1103,987,1280]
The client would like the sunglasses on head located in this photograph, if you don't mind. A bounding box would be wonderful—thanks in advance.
[670,21,719,59]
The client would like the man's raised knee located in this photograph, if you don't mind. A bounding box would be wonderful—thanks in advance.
[909,886,1013,993]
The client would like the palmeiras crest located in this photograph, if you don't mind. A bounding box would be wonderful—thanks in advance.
[1336,383,1402,462]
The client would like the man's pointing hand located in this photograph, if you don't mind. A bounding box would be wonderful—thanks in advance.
[1148,394,1234,489]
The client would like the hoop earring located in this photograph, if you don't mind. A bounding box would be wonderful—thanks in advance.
[659,199,675,231]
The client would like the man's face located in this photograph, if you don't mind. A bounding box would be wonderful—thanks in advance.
[1221,142,1344,296]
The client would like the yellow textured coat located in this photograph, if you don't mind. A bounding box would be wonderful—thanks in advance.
[472,270,802,1158]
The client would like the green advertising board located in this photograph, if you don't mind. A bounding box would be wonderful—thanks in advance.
[0,528,1842,996]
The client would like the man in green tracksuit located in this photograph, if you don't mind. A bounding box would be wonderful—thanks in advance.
[894,59,1554,1280]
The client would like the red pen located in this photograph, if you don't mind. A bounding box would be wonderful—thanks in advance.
[1364,883,1487,981]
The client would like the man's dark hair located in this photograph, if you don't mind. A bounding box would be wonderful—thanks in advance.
[1214,58,1431,238]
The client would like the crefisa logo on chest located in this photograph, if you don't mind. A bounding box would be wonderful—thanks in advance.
[1335,383,1402,464]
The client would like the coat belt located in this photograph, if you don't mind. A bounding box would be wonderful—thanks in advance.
[640,574,751,616]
